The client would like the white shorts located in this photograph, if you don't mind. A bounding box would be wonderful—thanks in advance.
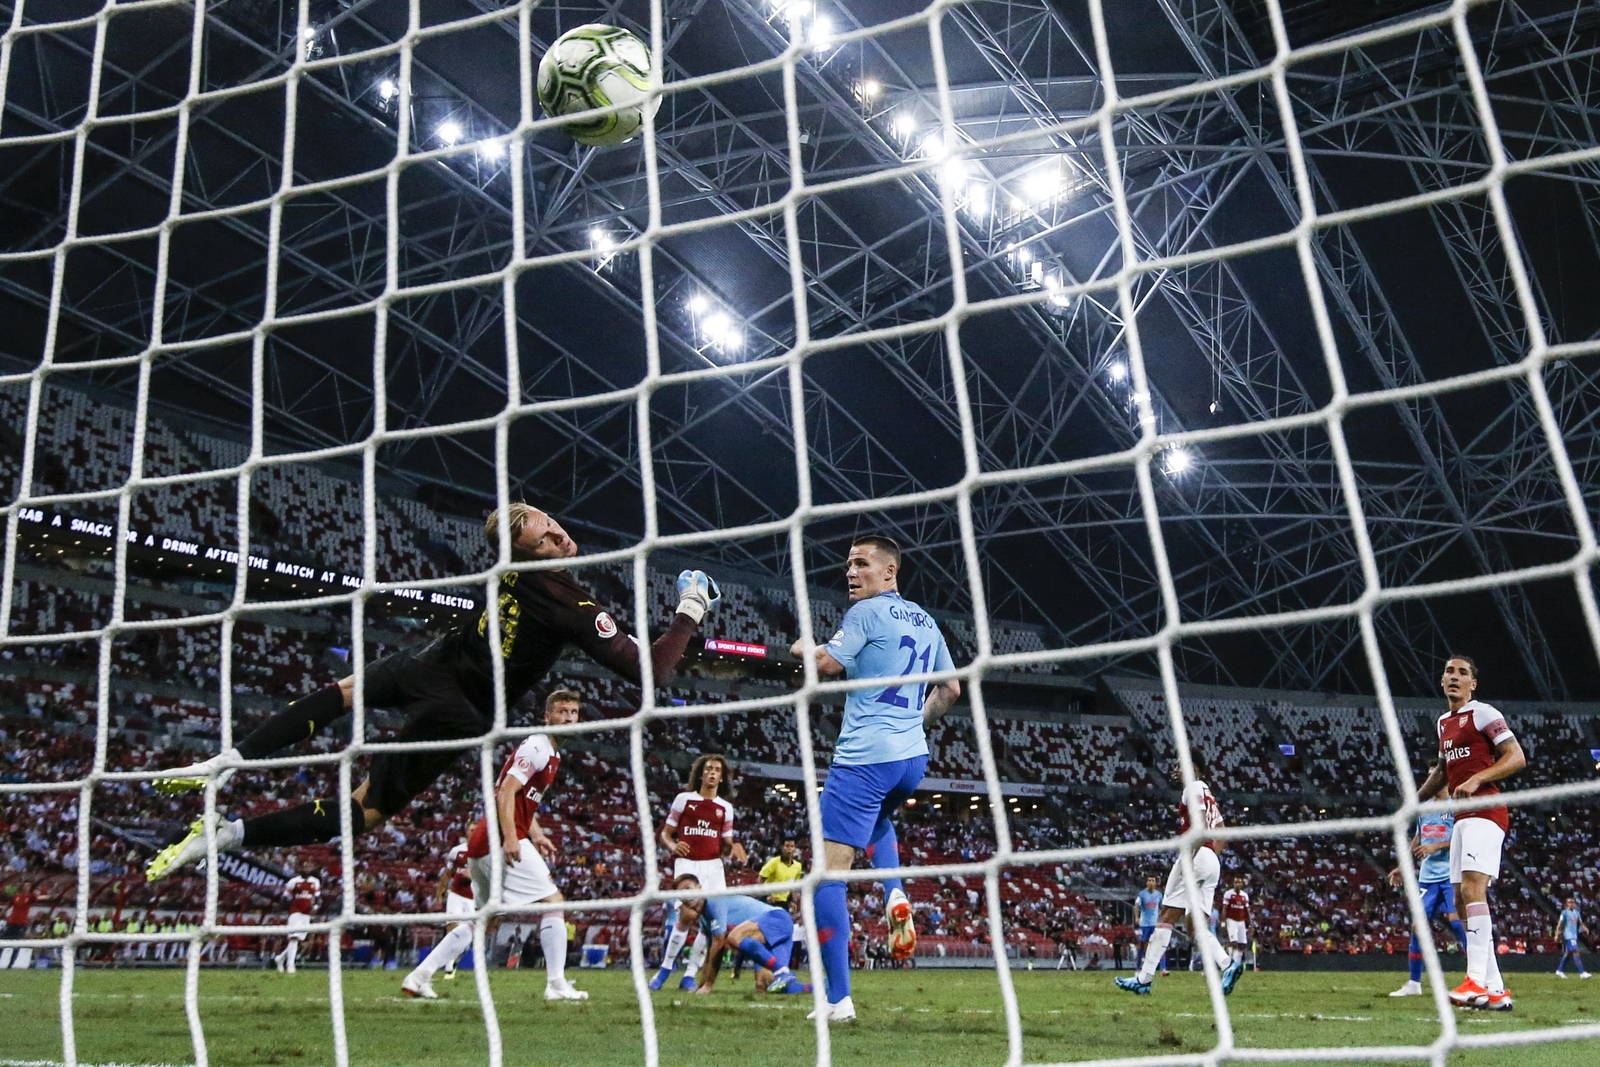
[445,891,475,920]
[469,842,558,907]
[673,856,726,892]
[1226,919,1248,945]
[1161,846,1221,917]
[1449,817,1504,882]
[286,912,311,942]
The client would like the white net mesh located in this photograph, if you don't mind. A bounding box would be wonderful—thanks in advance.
[2,0,1599,1065]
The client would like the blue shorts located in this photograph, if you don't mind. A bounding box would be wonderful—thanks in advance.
[1138,925,1155,943]
[1566,938,1581,953]
[1420,881,1455,921]
[820,755,928,850]
[757,909,795,970]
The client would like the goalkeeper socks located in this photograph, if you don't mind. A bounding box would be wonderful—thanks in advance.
[866,818,903,897]
[540,913,567,985]
[237,685,347,760]
[1408,934,1424,983]
[1138,923,1173,983]
[242,797,366,847]
[815,880,852,1004]
[739,937,777,970]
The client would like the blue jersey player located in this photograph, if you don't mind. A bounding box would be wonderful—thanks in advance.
[674,874,811,994]
[790,535,960,1023]
[1388,773,1467,996]
[1554,897,1590,978]
[1134,876,1167,975]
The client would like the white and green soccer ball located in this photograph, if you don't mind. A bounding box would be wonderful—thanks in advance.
[537,24,660,147]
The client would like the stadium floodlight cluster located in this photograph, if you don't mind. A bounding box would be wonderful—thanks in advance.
[1,1,1600,1066]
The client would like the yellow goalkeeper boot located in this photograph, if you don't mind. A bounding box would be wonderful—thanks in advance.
[151,749,240,796]
[146,816,240,882]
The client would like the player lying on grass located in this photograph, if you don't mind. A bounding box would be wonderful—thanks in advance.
[1116,758,1244,998]
[672,874,811,995]
[145,503,720,882]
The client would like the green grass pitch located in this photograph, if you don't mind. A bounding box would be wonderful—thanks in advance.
[4,966,1599,1065]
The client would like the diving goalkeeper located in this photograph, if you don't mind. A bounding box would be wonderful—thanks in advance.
[147,504,719,881]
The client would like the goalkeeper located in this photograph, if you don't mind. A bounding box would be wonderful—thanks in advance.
[147,503,719,881]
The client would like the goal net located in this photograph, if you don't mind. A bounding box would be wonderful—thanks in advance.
[2,0,1599,1066]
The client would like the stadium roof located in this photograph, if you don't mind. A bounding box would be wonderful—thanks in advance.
[2,0,1599,699]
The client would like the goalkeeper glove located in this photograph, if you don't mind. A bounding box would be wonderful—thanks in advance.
[675,569,721,624]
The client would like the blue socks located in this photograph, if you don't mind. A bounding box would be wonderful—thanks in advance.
[815,880,851,1004]
[739,937,776,970]
[867,818,902,897]
[1409,922,1469,982]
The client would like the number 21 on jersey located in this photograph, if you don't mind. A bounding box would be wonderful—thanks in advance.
[876,635,932,709]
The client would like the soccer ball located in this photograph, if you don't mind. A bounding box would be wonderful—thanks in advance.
[537,24,660,147]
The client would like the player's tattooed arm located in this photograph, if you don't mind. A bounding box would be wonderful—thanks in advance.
[921,679,961,725]
[789,637,845,676]
[432,865,451,909]
[1453,737,1526,799]
[1414,763,1448,804]
[495,775,523,865]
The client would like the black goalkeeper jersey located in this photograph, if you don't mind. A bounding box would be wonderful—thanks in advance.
[424,568,694,714]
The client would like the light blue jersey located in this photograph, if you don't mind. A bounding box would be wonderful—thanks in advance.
[826,591,954,766]
[1416,811,1454,884]
[1135,888,1162,927]
[1561,907,1583,942]
[700,895,780,938]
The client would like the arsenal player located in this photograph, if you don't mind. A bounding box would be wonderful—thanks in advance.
[1220,876,1250,966]
[1414,655,1525,1011]
[400,834,475,998]
[649,753,747,991]
[1116,758,1244,997]
[273,862,320,974]
[146,504,720,881]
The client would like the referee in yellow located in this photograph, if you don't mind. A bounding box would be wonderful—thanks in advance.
[759,839,804,906]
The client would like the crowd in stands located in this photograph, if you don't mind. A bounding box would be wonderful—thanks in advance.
[1,382,1598,969]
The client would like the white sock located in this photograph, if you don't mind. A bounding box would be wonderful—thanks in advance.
[686,930,709,976]
[416,923,474,980]
[1138,925,1173,983]
[1484,929,1505,995]
[661,909,689,969]
[541,914,567,985]
[284,939,298,970]
[1230,947,1243,965]
[1195,928,1231,971]
[1465,912,1491,986]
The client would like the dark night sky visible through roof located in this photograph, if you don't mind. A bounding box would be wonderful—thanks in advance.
[1,0,1599,699]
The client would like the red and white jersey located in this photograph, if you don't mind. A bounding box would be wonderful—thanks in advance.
[445,843,472,900]
[1179,780,1224,851]
[664,791,735,862]
[468,734,561,857]
[285,876,320,916]
[1437,700,1515,831]
[1221,888,1250,923]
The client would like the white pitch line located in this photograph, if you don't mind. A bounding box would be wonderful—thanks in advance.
[2,1061,194,1067]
